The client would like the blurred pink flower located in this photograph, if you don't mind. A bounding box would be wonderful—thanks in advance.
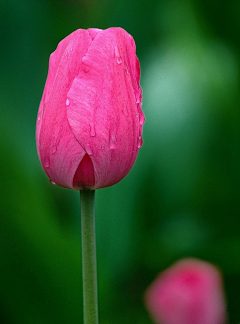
[36,27,144,189]
[145,258,226,324]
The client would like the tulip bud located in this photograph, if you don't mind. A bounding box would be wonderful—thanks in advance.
[36,28,144,189]
[145,258,226,324]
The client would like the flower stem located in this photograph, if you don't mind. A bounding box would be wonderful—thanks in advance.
[80,189,98,324]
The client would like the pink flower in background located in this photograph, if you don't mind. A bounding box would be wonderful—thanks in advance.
[145,258,226,324]
[36,27,144,189]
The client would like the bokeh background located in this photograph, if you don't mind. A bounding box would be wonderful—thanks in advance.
[1,0,240,323]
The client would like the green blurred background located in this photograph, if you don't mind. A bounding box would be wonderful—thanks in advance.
[1,0,240,323]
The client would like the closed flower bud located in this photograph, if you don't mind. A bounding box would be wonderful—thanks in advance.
[36,27,144,189]
[145,258,226,324]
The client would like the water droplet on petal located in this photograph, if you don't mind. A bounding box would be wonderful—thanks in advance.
[84,66,90,73]
[52,145,57,154]
[135,89,142,104]
[85,143,93,156]
[115,46,122,64]
[50,180,56,185]
[66,98,70,106]
[70,47,73,52]
[44,158,50,168]
[37,112,41,121]
[89,122,96,137]
[137,136,143,148]
[125,65,129,75]
[117,57,122,64]
[109,133,117,150]
[139,110,145,126]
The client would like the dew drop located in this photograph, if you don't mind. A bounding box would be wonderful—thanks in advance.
[37,112,41,121]
[85,143,93,156]
[89,122,96,137]
[139,110,145,126]
[137,136,143,149]
[84,66,90,73]
[125,65,129,75]
[70,47,73,52]
[44,158,50,168]
[109,134,117,150]
[135,89,142,104]
[66,98,70,106]
[50,180,56,185]
[52,145,57,154]
[115,46,122,64]
[117,57,122,64]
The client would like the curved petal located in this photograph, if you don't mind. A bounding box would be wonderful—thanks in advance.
[67,27,144,189]
[36,30,92,189]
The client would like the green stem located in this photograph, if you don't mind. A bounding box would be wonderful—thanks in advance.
[80,189,98,324]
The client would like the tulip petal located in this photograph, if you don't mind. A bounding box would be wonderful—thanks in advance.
[67,27,143,188]
[37,30,93,189]
[73,154,95,189]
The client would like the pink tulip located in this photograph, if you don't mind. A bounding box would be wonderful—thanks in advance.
[36,27,144,189]
[145,259,226,324]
